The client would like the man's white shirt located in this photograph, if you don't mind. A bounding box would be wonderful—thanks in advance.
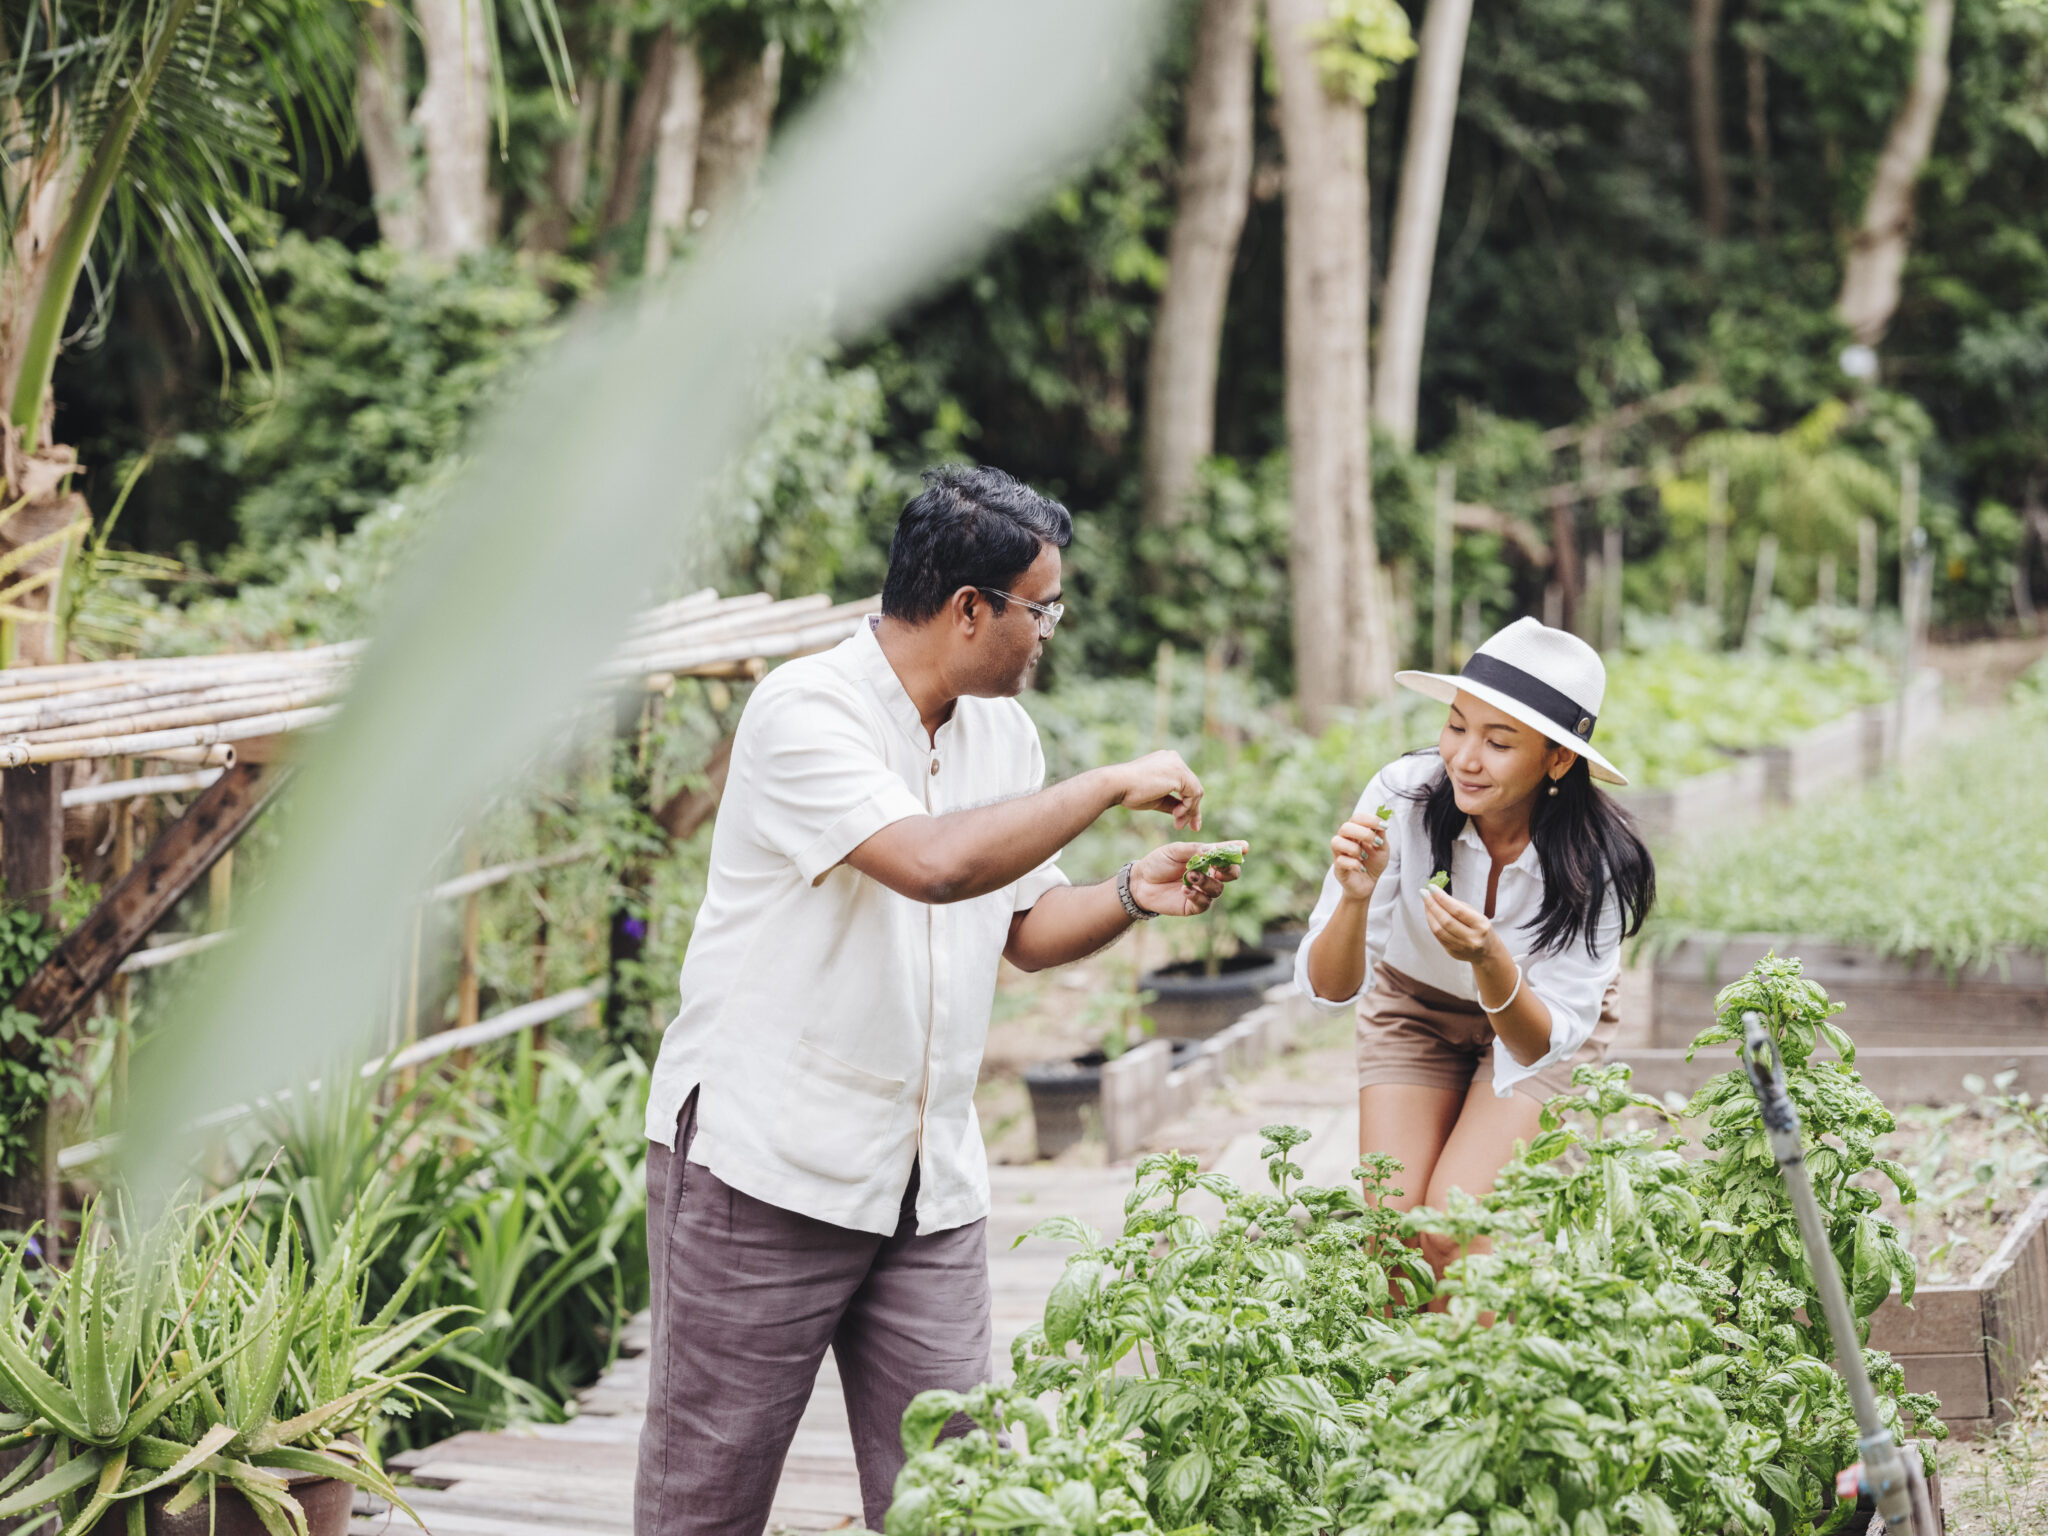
[645,618,1067,1235]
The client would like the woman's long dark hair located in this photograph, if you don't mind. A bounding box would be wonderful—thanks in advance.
[1399,748,1655,957]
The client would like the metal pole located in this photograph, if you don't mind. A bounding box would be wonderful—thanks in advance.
[1740,1012,1935,1535]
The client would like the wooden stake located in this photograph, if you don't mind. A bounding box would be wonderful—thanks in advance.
[111,788,133,1123]
[1858,515,1878,618]
[1817,552,1838,609]
[1151,642,1175,748]
[1898,457,1920,611]
[1432,461,1455,671]
[1601,524,1624,653]
[207,850,233,932]
[455,835,481,1071]
[1705,461,1729,630]
[1743,532,1780,646]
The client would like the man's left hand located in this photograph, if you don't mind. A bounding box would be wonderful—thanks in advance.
[1131,842,1242,917]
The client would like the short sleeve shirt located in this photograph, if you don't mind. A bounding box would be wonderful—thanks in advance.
[644,618,1067,1235]
[1291,750,1623,1096]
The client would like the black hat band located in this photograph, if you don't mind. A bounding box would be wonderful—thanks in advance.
[1458,653,1597,742]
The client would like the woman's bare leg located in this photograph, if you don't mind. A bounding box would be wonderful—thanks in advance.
[1358,1082,1467,1214]
[1416,1073,1546,1277]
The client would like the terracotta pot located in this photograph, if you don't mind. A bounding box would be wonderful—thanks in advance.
[144,1472,352,1536]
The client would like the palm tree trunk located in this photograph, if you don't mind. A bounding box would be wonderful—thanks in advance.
[357,5,423,253]
[1269,0,1394,724]
[692,40,785,227]
[1373,0,1474,448]
[1689,0,1728,238]
[1836,0,1954,343]
[644,36,705,276]
[414,0,494,257]
[1141,0,1255,530]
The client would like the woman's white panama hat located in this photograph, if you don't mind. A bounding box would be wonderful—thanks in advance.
[1393,616,1629,786]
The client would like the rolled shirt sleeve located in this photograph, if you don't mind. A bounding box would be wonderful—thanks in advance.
[744,686,930,885]
[1292,775,1402,1012]
[1485,890,1624,1098]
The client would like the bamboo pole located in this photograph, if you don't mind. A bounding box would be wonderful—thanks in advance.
[455,836,482,1071]
[424,844,598,902]
[118,929,236,974]
[62,768,222,808]
[22,682,344,745]
[0,705,338,766]
[112,783,133,1121]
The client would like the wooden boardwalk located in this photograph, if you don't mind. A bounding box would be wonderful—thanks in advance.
[357,1162,1156,1536]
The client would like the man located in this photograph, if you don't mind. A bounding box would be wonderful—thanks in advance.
[635,465,1235,1535]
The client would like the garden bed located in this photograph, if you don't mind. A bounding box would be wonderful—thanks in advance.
[1867,1187,2048,1437]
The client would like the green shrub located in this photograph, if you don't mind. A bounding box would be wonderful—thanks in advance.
[909,955,1938,1534]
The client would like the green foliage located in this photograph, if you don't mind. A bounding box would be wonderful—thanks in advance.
[1311,0,1417,105]
[227,1040,651,1445]
[0,1194,460,1533]
[0,907,64,1186]
[213,235,567,570]
[908,957,1937,1535]
[1652,703,2048,969]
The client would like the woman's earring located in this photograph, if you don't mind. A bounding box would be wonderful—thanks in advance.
[1547,779,1559,797]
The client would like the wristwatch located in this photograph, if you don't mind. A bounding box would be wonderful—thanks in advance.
[1116,861,1159,921]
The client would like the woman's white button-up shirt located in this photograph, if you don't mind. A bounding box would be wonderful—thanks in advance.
[1291,750,1622,1096]
[644,619,1066,1236]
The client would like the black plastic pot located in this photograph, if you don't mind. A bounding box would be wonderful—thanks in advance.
[146,1473,352,1536]
[1259,925,1307,958]
[1022,1039,1201,1160]
[1139,947,1291,1040]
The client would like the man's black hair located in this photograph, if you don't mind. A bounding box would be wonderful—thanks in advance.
[880,465,1072,625]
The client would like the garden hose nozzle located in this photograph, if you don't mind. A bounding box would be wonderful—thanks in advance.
[1739,1011,1937,1536]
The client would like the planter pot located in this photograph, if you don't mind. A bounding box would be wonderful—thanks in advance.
[1259,926,1306,959]
[1140,949,1291,1041]
[145,1472,352,1536]
[1024,1040,1199,1160]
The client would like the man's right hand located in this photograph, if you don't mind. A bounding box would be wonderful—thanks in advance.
[1112,750,1203,831]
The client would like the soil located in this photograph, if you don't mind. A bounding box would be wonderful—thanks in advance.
[1936,1358,2048,1535]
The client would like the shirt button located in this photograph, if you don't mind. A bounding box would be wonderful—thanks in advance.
[929,759,939,776]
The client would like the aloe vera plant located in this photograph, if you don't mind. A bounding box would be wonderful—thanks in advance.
[0,1197,465,1536]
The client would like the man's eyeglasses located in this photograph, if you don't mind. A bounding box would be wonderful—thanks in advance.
[980,588,1065,638]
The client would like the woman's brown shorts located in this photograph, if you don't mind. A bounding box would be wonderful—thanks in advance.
[1355,963,1620,1105]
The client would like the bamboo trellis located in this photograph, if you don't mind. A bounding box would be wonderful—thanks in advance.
[0,589,877,768]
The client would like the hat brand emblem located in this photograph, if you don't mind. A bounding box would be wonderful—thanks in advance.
[1576,716,1592,737]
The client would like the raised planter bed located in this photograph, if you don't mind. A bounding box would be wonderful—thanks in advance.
[1650,933,2048,1048]
[1024,1039,1200,1160]
[1617,669,1941,846]
[1867,1186,2048,1438]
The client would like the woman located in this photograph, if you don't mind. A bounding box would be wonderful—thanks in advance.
[1296,617,1654,1275]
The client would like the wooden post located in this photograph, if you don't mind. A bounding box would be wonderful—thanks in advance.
[1151,641,1175,748]
[1898,457,1920,610]
[1705,462,1729,632]
[207,850,233,931]
[454,835,481,1071]
[1817,552,1838,610]
[1458,594,1481,664]
[111,792,134,1122]
[1858,514,1879,618]
[2,765,65,917]
[1432,462,1455,671]
[1581,551,1604,647]
[1743,532,1780,646]
[1601,523,1624,653]
[1541,581,1563,630]
[1200,642,1224,743]
[1549,485,1580,634]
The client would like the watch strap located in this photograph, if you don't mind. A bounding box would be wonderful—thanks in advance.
[1116,861,1159,921]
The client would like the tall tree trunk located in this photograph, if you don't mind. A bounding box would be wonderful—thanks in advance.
[600,24,677,245]
[1744,21,1771,240]
[1269,0,1395,725]
[592,19,631,214]
[1141,0,1255,529]
[1372,0,1474,448]
[1689,0,1728,238]
[413,0,494,257]
[1836,0,1954,343]
[644,36,705,276]
[357,6,423,252]
[692,40,785,226]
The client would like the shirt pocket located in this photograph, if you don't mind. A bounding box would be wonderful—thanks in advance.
[771,1038,909,1182]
